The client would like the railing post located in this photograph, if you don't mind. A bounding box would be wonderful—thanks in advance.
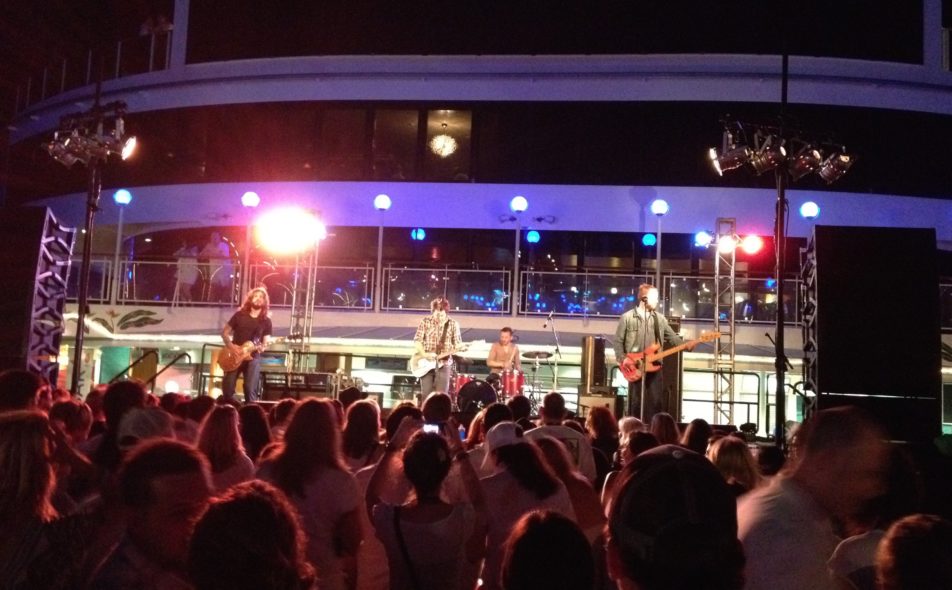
[85,50,92,85]
[115,40,122,78]
[60,58,67,94]
[41,67,48,100]
[148,33,156,72]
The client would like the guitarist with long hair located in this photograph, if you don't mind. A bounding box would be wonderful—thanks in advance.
[220,287,272,402]
[412,297,462,396]
[612,283,693,421]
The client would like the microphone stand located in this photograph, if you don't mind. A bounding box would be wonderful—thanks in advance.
[639,299,650,420]
[548,314,563,391]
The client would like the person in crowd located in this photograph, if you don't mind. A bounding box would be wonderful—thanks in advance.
[367,422,487,590]
[480,422,576,590]
[756,444,786,478]
[602,431,660,507]
[412,297,463,396]
[116,406,175,453]
[606,445,745,590]
[257,399,363,590]
[85,384,108,437]
[201,231,233,302]
[49,398,93,446]
[466,403,513,478]
[586,406,620,462]
[615,416,646,467]
[220,287,272,402]
[237,404,272,464]
[37,384,71,413]
[0,368,42,412]
[875,513,952,590]
[85,380,147,475]
[680,417,713,455]
[338,387,365,412]
[173,242,199,304]
[534,435,606,544]
[523,393,596,482]
[342,399,384,471]
[707,435,763,497]
[197,405,255,492]
[506,394,534,432]
[649,412,680,446]
[501,510,595,590]
[269,398,298,439]
[738,406,889,590]
[330,399,345,425]
[91,439,213,589]
[188,480,316,590]
[464,408,485,451]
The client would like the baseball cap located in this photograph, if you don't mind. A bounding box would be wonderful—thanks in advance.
[483,421,527,469]
[118,407,175,451]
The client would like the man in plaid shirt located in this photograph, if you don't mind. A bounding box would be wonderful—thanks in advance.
[413,297,462,396]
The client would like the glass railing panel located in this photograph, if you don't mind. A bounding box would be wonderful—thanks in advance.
[252,264,374,309]
[383,267,510,313]
[119,258,238,305]
[522,271,652,317]
[66,258,112,303]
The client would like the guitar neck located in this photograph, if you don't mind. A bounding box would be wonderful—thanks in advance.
[651,340,695,361]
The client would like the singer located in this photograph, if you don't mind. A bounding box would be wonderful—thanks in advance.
[612,283,693,421]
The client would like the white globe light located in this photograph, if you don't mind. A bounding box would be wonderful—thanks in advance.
[256,207,326,254]
[650,199,669,216]
[510,195,528,213]
[113,189,132,205]
[373,194,392,211]
[241,191,260,208]
[800,201,820,219]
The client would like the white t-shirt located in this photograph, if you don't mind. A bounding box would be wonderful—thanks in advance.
[372,503,476,590]
[523,424,597,482]
[480,469,576,590]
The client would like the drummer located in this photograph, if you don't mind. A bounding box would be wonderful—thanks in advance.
[486,327,522,385]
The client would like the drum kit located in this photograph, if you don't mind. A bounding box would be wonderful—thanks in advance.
[452,349,554,412]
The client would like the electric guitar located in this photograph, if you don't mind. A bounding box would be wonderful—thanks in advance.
[218,337,285,373]
[410,340,485,379]
[619,332,720,382]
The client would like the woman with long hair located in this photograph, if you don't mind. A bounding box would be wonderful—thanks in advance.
[680,418,714,455]
[237,404,272,464]
[534,435,606,544]
[649,412,681,446]
[480,422,576,590]
[197,405,255,492]
[341,400,384,471]
[257,399,363,590]
[706,435,763,497]
[585,406,619,461]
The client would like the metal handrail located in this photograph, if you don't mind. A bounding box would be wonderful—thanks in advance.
[108,349,159,383]
[146,351,192,392]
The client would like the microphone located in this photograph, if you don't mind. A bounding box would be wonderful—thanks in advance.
[543,310,554,329]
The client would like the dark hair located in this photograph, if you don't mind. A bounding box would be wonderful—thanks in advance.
[188,395,216,423]
[680,418,713,456]
[94,380,148,471]
[586,406,618,440]
[402,432,452,497]
[0,369,41,411]
[430,297,451,311]
[49,399,92,438]
[238,404,272,463]
[119,439,210,508]
[342,400,381,460]
[500,327,513,334]
[239,287,270,318]
[755,445,785,476]
[84,384,107,417]
[541,393,566,422]
[385,403,423,441]
[269,399,298,427]
[627,431,660,458]
[484,403,514,432]
[338,387,364,411]
[502,511,594,590]
[188,480,315,590]
[649,413,681,446]
[159,392,184,414]
[272,400,344,497]
[494,443,560,500]
[876,514,952,590]
[422,392,452,423]
[507,396,532,421]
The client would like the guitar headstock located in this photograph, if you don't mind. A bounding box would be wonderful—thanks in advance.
[698,331,722,342]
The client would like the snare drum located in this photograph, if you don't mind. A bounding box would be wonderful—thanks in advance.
[453,374,475,394]
[501,369,525,397]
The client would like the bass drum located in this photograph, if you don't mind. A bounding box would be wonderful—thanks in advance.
[457,380,497,412]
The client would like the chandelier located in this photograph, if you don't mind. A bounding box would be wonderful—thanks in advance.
[428,123,457,158]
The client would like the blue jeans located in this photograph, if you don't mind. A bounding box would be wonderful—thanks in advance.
[222,356,261,402]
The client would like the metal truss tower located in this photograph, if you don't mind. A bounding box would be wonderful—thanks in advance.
[289,246,319,373]
[712,217,737,424]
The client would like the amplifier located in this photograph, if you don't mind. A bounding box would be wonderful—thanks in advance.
[577,394,624,419]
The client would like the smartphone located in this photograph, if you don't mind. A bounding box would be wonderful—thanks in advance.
[423,422,443,434]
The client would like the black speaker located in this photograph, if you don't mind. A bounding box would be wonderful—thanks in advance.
[580,336,607,389]
[661,316,684,418]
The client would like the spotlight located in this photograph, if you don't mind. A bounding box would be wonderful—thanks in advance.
[748,134,786,175]
[717,235,737,254]
[410,228,426,241]
[45,101,136,168]
[642,233,657,247]
[256,207,326,255]
[241,191,260,208]
[120,136,137,161]
[649,199,669,216]
[373,194,392,211]
[789,145,823,181]
[694,231,714,247]
[817,151,854,184]
[740,235,764,254]
[113,189,132,205]
[526,230,541,244]
[510,196,528,213]
[799,201,820,219]
[709,146,751,176]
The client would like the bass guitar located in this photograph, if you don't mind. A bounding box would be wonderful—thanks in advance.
[218,337,285,373]
[410,340,485,379]
[619,332,720,382]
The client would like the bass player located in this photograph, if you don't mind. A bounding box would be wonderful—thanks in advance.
[612,283,693,421]
[220,287,272,402]
[412,296,463,396]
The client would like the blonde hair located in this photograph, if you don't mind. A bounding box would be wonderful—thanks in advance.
[0,411,57,523]
[197,405,245,473]
[706,436,762,492]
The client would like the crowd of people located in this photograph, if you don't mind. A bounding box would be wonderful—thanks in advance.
[2,367,952,589]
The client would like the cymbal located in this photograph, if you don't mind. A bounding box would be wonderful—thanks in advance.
[522,351,553,360]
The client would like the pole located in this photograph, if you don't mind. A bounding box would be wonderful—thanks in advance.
[110,205,124,305]
[374,224,383,312]
[774,52,790,450]
[511,224,520,317]
[241,221,253,299]
[655,215,662,304]
[71,160,103,394]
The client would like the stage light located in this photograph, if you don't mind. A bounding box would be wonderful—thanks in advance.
[694,231,713,247]
[255,207,326,255]
[649,199,669,216]
[113,189,132,205]
[374,193,392,211]
[741,235,764,254]
[642,233,657,247]
[510,195,528,213]
[765,278,777,288]
[817,151,854,184]
[526,230,540,243]
[120,136,137,160]
[410,228,426,241]
[799,201,820,219]
[241,191,260,208]
[709,145,751,176]
[748,134,786,175]
[789,145,823,181]
[717,235,737,254]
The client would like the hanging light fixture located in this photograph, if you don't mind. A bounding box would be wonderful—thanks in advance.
[428,123,457,158]
[748,133,786,175]
[817,149,854,184]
